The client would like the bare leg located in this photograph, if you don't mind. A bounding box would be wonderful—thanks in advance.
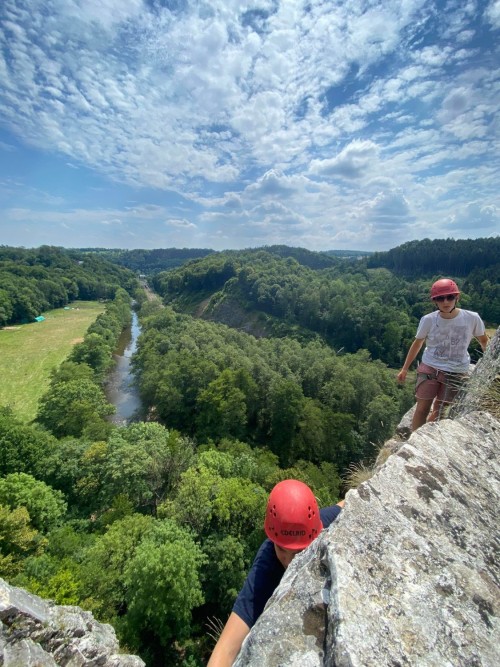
[412,398,434,431]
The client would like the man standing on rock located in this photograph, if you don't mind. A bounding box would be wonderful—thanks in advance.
[207,479,344,667]
[398,278,488,431]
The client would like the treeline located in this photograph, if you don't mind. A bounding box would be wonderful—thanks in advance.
[133,303,414,470]
[152,245,499,366]
[324,249,373,258]
[367,237,500,276]
[252,245,341,269]
[367,238,500,323]
[0,246,139,327]
[153,249,421,366]
[82,247,215,275]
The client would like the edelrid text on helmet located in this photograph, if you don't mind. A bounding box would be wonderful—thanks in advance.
[430,278,460,299]
[264,479,323,549]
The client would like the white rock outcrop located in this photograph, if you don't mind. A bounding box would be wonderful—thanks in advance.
[234,329,500,667]
[0,578,145,666]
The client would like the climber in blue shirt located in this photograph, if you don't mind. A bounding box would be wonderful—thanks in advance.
[207,479,344,667]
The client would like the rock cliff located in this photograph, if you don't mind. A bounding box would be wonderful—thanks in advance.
[0,578,145,666]
[234,328,500,667]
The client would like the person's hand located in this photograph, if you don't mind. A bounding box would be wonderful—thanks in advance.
[397,369,407,383]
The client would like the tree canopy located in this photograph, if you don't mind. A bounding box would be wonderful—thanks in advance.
[0,245,138,326]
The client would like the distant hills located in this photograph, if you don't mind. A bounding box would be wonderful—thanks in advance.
[77,246,372,274]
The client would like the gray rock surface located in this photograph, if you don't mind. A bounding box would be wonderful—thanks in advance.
[452,326,500,419]
[0,578,145,666]
[235,409,500,667]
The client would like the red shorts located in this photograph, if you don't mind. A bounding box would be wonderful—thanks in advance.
[415,363,466,403]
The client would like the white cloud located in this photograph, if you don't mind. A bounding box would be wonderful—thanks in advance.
[309,140,379,180]
[446,201,499,231]
[353,190,415,228]
[485,0,500,28]
[166,218,197,229]
[0,0,498,251]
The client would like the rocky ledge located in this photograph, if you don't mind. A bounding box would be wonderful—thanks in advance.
[0,578,144,667]
[234,329,500,667]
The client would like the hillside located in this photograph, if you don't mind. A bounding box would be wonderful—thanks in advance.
[79,247,215,274]
[149,241,499,368]
[0,246,138,327]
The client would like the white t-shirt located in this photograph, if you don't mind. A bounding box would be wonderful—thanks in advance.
[416,309,485,373]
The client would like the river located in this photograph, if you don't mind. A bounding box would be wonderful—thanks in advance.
[105,311,143,424]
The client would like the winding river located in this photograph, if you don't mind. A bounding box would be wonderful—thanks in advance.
[105,311,143,424]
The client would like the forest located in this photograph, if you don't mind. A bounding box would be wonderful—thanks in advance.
[0,245,139,327]
[0,239,498,666]
[82,247,216,275]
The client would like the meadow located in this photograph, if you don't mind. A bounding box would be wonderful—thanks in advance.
[0,301,104,422]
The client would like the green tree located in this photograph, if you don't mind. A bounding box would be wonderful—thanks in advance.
[196,370,248,440]
[362,394,400,452]
[123,520,206,646]
[0,408,58,477]
[80,514,155,620]
[202,535,247,616]
[0,473,67,533]
[159,467,218,535]
[267,378,305,464]
[99,423,196,514]
[0,505,46,578]
[36,379,114,437]
[48,361,95,385]
[0,288,13,326]
[69,333,113,379]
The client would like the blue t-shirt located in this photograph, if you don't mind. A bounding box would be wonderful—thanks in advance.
[233,505,342,628]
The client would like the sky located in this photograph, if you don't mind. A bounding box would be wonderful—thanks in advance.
[0,0,499,252]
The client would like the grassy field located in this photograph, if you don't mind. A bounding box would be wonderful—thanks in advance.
[0,301,104,423]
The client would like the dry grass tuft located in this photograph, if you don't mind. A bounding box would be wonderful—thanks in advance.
[342,461,376,491]
[374,446,393,468]
[206,616,225,646]
[481,375,500,419]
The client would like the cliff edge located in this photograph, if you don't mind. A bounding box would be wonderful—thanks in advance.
[234,329,500,667]
[0,577,145,666]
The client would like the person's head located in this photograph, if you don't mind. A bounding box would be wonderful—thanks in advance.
[430,278,460,311]
[264,479,323,568]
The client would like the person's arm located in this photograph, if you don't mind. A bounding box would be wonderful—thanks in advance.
[207,612,250,667]
[475,334,489,352]
[397,338,425,383]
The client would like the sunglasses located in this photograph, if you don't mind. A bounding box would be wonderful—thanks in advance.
[433,294,457,302]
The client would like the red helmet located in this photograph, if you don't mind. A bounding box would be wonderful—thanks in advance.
[264,480,323,549]
[430,279,460,300]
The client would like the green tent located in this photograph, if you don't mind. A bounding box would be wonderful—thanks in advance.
[34,316,45,322]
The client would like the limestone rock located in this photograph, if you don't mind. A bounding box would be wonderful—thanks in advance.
[235,410,500,667]
[0,578,145,667]
[452,326,500,419]
[394,404,415,439]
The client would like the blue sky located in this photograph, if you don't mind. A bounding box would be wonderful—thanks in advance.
[0,0,499,251]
